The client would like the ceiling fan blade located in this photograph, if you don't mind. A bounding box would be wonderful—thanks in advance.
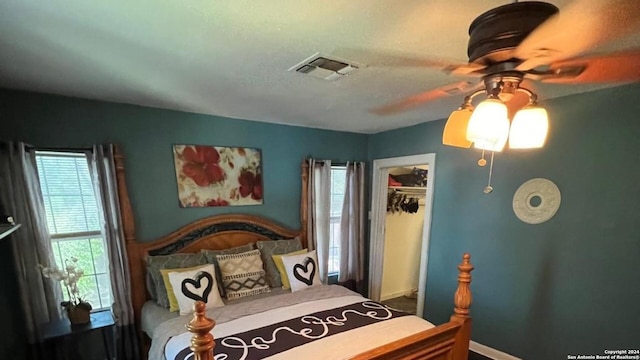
[334,48,484,75]
[371,81,480,115]
[542,49,640,84]
[515,0,640,70]
[444,63,486,77]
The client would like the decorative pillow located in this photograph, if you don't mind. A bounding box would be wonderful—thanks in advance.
[256,238,302,288]
[201,243,255,297]
[161,264,210,312]
[146,253,207,308]
[282,250,322,292]
[146,272,157,301]
[167,264,225,315]
[271,249,307,290]
[216,249,270,300]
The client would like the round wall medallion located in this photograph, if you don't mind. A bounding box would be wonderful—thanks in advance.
[512,178,561,224]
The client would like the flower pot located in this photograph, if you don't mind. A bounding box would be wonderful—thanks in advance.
[67,308,91,325]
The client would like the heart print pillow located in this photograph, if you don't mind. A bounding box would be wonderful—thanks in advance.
[281,250,322,292]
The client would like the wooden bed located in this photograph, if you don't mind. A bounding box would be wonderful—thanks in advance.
[112,147,474,360]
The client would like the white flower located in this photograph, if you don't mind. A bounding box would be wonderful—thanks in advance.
[38,258,89,307]
[40,267,52,278]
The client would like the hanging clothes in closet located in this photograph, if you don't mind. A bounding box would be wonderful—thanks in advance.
[386,187,426,214]
[387,168,427,214]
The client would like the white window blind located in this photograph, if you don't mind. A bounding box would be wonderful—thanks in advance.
[328,167,346,275]
[37,153,100,235]
[36,151,112,310]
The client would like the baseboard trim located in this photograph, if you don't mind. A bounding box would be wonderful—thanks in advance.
[470,341,521,360]
[380,290,410,301]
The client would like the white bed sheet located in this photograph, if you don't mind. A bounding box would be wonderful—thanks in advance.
[141,301,180,338]
[141,287,292,337]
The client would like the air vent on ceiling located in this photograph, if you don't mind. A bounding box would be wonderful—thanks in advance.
[289,53,359,81]
[441,81,474,95]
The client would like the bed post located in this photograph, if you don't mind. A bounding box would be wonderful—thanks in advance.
[188,301,216,360]
[300,159,309,248]
[113,145,146,357]
[450,253,474,360]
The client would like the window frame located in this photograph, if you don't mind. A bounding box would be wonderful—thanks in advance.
[35,150,112,311]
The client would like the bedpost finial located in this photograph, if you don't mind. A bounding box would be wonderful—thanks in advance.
[458,253,473,274]
[453,253,474,318]
[194,301,206,314]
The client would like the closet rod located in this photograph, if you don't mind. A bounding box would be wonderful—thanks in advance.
[389,186,426,193]
[396,192,427,198]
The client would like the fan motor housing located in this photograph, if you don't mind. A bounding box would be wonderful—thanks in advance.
[468,1,558,65]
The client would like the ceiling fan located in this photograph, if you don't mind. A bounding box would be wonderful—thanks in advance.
[349,0,640,193]
[362,0,640,119]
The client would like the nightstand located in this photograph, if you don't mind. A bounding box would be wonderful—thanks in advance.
[41,310,115,359]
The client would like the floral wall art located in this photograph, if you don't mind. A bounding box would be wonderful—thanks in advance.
[173,144,263,207]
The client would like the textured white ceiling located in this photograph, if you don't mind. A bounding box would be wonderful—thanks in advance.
[1,0,638,133]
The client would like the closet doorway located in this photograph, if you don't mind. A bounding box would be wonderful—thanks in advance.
[368,154,436,317]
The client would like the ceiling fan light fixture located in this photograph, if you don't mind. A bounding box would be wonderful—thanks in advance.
[466,98,510,152]
[474,136,508,152]
[509,105,549,149]
[442,105,474,148]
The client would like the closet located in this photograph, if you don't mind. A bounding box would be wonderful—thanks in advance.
[380,165,427,313]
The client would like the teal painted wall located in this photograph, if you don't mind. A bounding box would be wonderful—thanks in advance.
[368,83,640,359]
[0,90,368,241]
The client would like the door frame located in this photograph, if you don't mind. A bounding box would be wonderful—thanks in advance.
[368,153,436,317]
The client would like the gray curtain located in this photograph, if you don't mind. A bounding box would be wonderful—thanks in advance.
[0,142,62,343]
[306,159,331,283]
[338,162,365,293]
[90,144,139,359]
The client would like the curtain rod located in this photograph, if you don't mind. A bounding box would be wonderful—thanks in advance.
[30,146,93,152]
[310,160,364,167]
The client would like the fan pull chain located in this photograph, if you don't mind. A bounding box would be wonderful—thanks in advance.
[484,151,495,194]
[477,149,487,167]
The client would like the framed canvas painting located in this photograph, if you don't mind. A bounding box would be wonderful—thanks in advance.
[173,144,263,207]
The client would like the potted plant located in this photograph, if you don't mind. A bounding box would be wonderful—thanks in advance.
[38,258,92,325]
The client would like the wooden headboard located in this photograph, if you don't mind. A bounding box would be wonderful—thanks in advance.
[112,146,310,351]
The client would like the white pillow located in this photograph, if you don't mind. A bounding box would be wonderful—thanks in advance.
[167,264,225,315]
[281,250,322,292]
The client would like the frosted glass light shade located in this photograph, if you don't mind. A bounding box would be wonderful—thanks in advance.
[509,106,549,149]
[466,99,510,152]
[442,108,473,148]
[474,133,508,152]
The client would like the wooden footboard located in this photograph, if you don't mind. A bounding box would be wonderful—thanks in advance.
[348,253,474,360]
[187,253,474,360]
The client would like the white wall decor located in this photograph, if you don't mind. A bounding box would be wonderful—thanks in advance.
[512,178,561,224]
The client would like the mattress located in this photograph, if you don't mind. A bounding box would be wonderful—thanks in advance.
[141,301,180,338]
[157,285,435,360]
[141,287,292,338]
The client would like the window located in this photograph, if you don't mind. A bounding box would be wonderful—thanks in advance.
[35,151,112,310]
[328,167,346,275]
